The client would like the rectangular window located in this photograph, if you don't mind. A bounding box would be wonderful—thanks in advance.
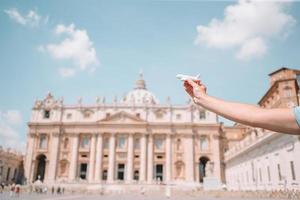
[134,138,140,150]
[290,161,296,181]
[155,164,163,181]
[66,113,72,119]
[79,163,88,179]
[154,138,163,150]
[176,114,181,120]
[39,135,47,149]
[80,136,90,149]
[267,166,271,182]
[277,164,282,181]
[117,136,126,149]
[199,110,206,119]
[117,164,125,180]
[102,170,107,180]
[134,170,139,181]
[200,137,209,151]
[103,138,109,149]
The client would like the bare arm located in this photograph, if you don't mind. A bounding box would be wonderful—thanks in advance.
[184,80,300,135]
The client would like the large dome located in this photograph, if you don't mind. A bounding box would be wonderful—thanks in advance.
[123,73,158,105]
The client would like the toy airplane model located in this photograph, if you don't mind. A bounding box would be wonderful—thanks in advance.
[176,74,200,81]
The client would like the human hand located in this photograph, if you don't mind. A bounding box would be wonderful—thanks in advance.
[183,79,207,101]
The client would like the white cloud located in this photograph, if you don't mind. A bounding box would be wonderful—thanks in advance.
[195,0,296,60]
[4,8,44,27]
[0,110,24,151]
[236,37,267,60]
[41,24,99,77]
[1,110,23,125]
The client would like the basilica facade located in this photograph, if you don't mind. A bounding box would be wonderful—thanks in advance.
[24,73,234,185]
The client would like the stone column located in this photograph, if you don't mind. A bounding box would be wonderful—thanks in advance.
[108,133,116,182]
[147,134,154,183]
[139,134,147,182]
[48,133,60,182]
[25,133,35,183]
[68,134,79,181]
[126,134,134,182]
[88,134,97,182]
[212,134,221,180]
[184,134,195,182]
[166,134,172,182]
[94,133,103,182]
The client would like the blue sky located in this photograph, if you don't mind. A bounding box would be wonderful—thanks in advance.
[0,0,300,150]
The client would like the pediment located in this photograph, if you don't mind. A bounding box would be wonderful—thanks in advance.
[98,111,145,123]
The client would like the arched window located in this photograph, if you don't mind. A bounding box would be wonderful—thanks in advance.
[200,136,209,151]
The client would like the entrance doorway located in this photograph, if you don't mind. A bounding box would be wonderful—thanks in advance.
[199,156,210,183]
[155,164,163,181]
[35,154,46,181]
[79,163,87,179]
[117,164,125,180]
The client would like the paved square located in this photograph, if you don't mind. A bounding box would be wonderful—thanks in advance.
[0,192,285,200]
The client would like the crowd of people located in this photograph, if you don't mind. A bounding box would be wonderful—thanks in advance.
[0,181,66,198]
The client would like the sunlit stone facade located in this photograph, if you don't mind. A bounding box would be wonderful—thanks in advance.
[225,67,300,191]
[25,73,232,185]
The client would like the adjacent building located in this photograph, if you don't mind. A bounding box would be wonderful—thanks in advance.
[225,67,300,191]
[0,146,24,184]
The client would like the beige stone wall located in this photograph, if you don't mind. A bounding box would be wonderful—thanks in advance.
[0,147,23,184]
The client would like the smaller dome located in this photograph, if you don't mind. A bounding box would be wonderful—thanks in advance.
[123,72,158,105]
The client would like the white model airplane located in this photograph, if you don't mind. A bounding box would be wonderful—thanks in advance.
[176,74,200,81]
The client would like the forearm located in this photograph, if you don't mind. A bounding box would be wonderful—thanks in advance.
[194,94,300,135]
